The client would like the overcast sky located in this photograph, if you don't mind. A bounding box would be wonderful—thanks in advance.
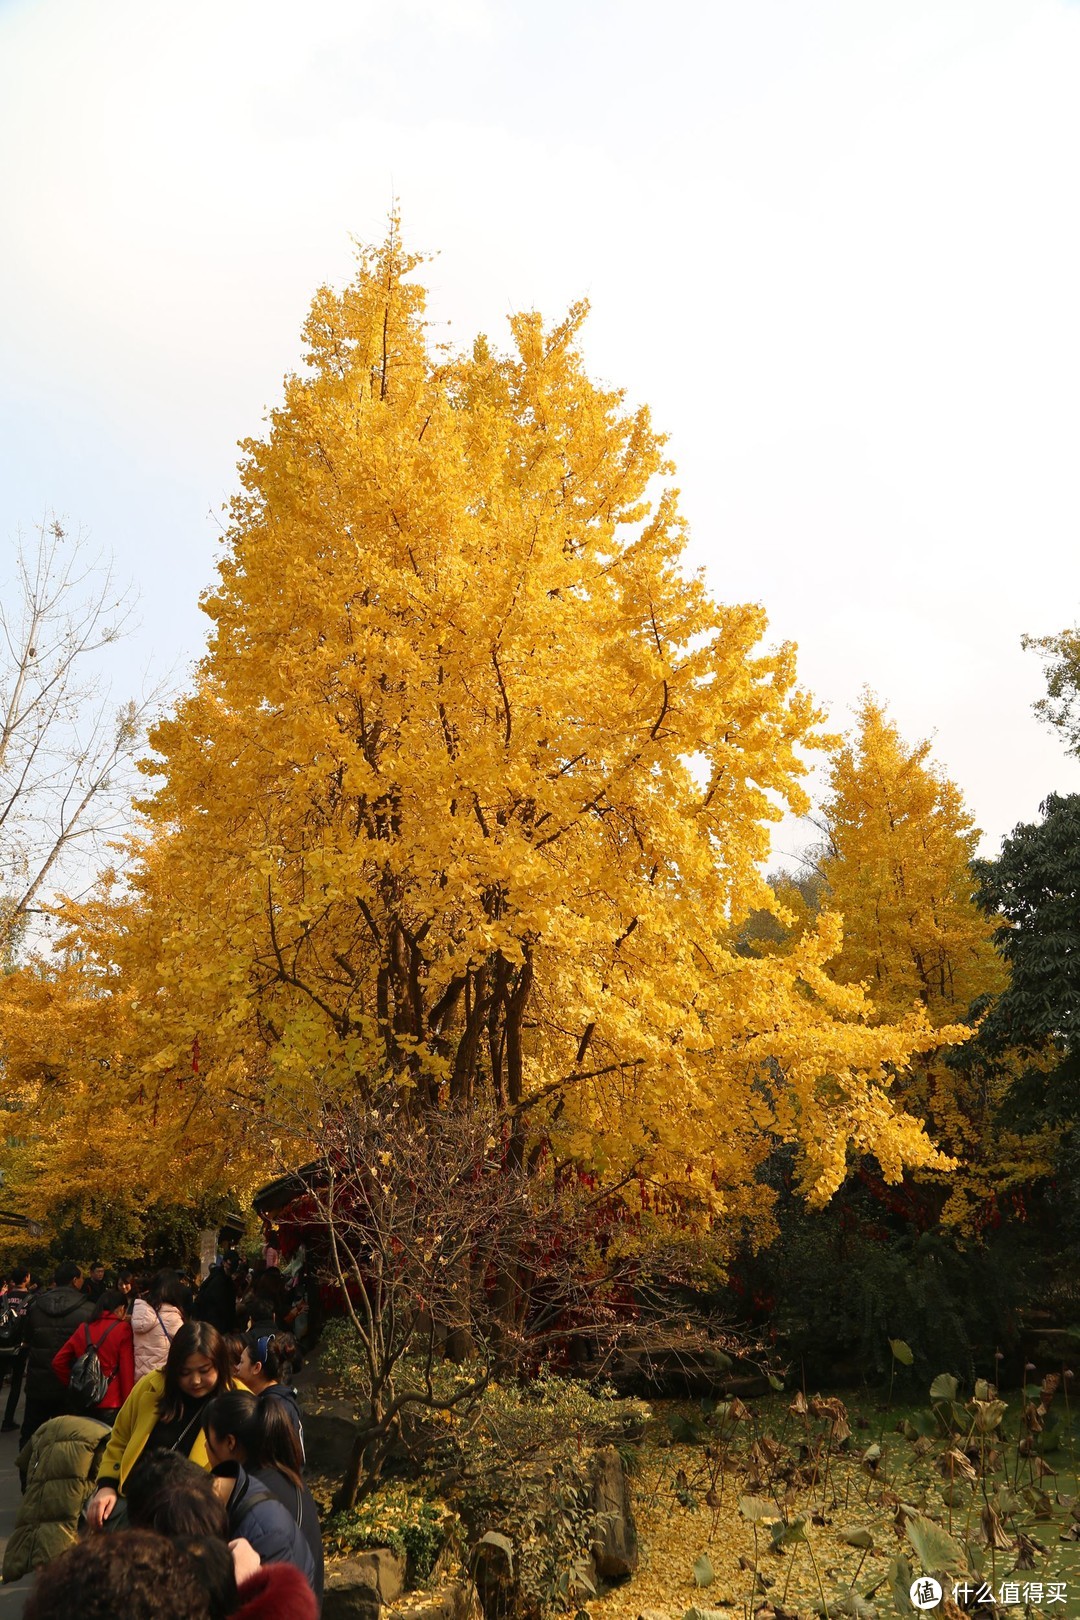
[3,0,1080,863]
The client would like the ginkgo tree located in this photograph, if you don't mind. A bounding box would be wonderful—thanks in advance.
[821,696,1002,1025]
[817,695,1051,1226]
[1,226,964,1238]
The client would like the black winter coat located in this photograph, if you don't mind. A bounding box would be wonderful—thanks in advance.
[23,1287,94,1399]
[258,1464,324,1602]
[191,1266,237,1333]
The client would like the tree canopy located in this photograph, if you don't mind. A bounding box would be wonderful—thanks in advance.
[972,792,1080,1122]
[0,226,960,1237]
[1023,624,1080,758]
[812,697,1054,1226]
[820,695,1004,1027]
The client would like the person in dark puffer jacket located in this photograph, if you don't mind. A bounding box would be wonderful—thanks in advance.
[212,1461,316,1587]
[202,1391,322,1606]
[20,1263,94,1447]
[123,1465,317,1620]
[3,1415,110,1582]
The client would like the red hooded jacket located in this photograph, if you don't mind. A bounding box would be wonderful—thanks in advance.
[233,1561,318,1619]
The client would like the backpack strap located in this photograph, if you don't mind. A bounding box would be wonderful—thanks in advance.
[227,1481,275,1536]
[153,1309,174,1343]
[241,1486,275,1509]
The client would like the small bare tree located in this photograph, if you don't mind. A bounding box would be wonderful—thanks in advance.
[275,1093,743,1509]
[0,517,156,961]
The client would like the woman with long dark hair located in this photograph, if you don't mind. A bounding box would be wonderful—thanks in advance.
[83,1321,242,1530]
[202,1390,323,1606]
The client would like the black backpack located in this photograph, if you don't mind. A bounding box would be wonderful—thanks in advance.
[69,1320,118,1410]
[0,1294,27,1354]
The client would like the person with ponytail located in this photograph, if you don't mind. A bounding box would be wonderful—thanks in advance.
[84,1322,243,1530]
[235,1331,305,1462]
[201,1390,323,1607]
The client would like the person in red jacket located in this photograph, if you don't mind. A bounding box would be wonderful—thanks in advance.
[51,1289,134,1423]
[231,1559,317,1619]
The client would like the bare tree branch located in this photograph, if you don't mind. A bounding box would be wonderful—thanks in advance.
[0,516,164,960]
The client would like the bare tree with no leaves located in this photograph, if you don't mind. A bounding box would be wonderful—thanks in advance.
[0,516,158,961]
[260,1091,745,1509]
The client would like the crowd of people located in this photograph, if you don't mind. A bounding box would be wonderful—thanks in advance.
[0,1245,321,1617]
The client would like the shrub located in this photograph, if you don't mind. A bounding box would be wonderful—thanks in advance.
[736,1189,1033,1384]
[324,1484,452,1585]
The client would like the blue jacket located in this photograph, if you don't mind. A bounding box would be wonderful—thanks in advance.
[214,1462,317,1593]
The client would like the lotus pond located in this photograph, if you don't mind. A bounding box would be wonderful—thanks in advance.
[587,1363,1080,1620]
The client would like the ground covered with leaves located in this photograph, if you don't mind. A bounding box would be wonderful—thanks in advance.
[588,1372,1080,1620]
[310,1341,1080,1620]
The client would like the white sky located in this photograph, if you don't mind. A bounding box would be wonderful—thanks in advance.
[3,0,1080,863]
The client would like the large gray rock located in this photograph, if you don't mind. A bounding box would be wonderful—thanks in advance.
[324,1550,406,1620]
[351,1550,405,1604]
[589,1445,638,1581]
[302,1401,360,1482]
[322,1578,380,1620]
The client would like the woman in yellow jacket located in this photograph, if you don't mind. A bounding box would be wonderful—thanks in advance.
[83,1320,245,1529]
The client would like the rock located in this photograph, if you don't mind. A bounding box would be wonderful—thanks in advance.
[396,1580,484,1620]
[323,1578,381,1620]
[352,1550,405,1604]
[588,1445,638,1581]
[303,1402,361,1480]
[324,1550,406,1620]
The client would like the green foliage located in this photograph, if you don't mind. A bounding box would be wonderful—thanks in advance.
[1024,624,1080,758]
[744,1196,1030,1382]
[965,794,1080,1250]
[464,1456,600,1620]
[462,1370,650,1472]
[971,793,1080,1116]
[904,1513,967,1575]
[887,1554,915,1614]
[317,1317,369,1389]
[450,1374,647,1618]
[324,1484,451,1584]
[26,1192,233,1270]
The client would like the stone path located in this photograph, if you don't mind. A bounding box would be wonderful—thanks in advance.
[0,1393,35,1614]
